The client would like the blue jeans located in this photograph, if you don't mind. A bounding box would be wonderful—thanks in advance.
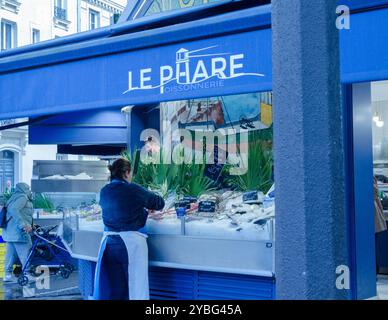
[4,241,32,274]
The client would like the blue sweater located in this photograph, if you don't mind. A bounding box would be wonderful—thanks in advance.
[100,179,165,232]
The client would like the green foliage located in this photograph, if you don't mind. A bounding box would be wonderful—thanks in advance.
[3,188,14,203]
[121,150,215,198]
[223,139,273,194]
[121,126,273,198]
[33,193,55,212]
[178,164,216,197]
[122,150,173,197]
[147,164,177,198]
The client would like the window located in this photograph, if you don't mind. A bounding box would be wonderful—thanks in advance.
[89,9,100,30]
[0,0,22,14]
[144,0,225,17]
[32,28,40,44]
[53,0,69,30]
[0,150,15,194]
[372,81,388,161]
[1,20,17,51]
[54,0,67,20]
[145,91,274,241]
[55,0,66,10]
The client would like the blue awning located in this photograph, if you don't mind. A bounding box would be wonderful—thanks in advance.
[29,108,127,145]
[340,6,388,83]
[0,4,272,121]
[0,0,387,123]
[29,105,160,148]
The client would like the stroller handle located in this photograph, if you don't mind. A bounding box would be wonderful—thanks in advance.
[33,224,58,236]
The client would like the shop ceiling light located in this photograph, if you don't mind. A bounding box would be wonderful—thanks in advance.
[121,106,134,113]
[377,116,385,128]
[373,112,380,123]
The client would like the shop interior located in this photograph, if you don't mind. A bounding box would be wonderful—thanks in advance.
[372,81,388,277]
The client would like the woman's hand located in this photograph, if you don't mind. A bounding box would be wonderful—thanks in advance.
[23,225,33,233]
[148,210,164,220]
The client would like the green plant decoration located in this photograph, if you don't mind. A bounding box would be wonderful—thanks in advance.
[179,163,216,197]
[223,133,273,194]
[3,187,14,204]
[121,149,215,198]
[122,127,274,197]
[33,193,55,212]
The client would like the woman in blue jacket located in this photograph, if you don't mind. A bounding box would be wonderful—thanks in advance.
[93,158,165,300]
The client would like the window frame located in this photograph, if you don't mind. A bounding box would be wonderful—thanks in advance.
[1,19,17,51]
[55,0,67,10]
[54,0,68,21]
[31,28,40,44]
[89,9,101,30]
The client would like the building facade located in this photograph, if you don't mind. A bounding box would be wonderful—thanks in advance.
[1,0,127,49]
[0,0,127,192]
[78,0,127,32]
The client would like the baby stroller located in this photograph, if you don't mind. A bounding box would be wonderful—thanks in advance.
[17,224,75,286]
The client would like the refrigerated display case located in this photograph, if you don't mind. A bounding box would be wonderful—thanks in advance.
[30,160,107,247]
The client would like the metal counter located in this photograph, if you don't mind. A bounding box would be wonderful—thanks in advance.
[62,227,275,278]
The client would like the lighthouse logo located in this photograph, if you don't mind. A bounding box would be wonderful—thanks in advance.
[123,45,265,95]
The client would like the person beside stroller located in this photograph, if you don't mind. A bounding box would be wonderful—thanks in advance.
[2,183,34,282]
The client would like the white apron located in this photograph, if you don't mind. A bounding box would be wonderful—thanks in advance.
[93,230,149,300]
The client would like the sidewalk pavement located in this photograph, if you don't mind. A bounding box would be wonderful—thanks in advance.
[0,270,83,300]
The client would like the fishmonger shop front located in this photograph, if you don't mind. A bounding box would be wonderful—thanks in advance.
[0,0,386,300]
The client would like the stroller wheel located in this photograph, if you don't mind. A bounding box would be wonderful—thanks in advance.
[18,275,29,286]
[13,265,22,277]
[59,267,71,279]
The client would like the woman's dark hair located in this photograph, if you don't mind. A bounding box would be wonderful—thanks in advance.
[108,158,131,181]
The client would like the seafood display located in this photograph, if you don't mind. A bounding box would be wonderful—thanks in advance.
[73,203,102,221]
[41,172,93,180]
[147,188,274,240]
[65,187,275,241]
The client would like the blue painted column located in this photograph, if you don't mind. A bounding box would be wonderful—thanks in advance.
[272,0,350,299]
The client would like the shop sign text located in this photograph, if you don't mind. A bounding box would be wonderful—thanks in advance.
[123,45,264,95]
